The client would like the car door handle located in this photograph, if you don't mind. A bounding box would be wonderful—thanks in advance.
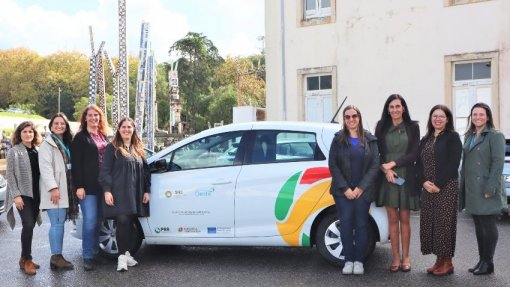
[212,179,232,185]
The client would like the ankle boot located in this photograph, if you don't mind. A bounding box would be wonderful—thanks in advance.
[19,257,40,269]
[468,260,481,273]
[23,259,37,275]
[426,256,443,274]
[50,255,74,270]
[432,258,454,276]
[473,261,494,275]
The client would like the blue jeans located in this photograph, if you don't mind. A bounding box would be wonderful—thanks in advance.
[333,194,371,262]
[80,195,100,259]
[47,208,67,255]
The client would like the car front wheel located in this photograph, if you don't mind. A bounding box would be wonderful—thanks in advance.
[315,213,376,266]
[98,218,143,259]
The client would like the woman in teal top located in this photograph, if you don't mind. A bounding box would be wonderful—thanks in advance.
[375,94,420,273]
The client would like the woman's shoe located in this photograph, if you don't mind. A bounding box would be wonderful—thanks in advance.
[19,257,40,269]
[50,255,74,270]
[432,258,454,276]
[124,252,138,267]
[117,255,128,272]
[83,259,95,271]
[389,265,400,273]
[468,261,481,273]
[23,259,37,275]
[473,262,494,275]
[426,257,443,274]
[401,264,411,272]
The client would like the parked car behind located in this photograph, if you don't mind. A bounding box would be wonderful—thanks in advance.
[72,121,389,266]
[0,174,6,215]
[504,138,510,205]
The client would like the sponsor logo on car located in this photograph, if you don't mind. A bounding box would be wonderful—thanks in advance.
[178,227,201,233]
[274,167,333,246]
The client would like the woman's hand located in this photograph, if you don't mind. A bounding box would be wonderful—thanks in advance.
[353,187,364,199]
[76,188,86,200]
[344,188,356,200]
[423,181,440,193]
[50,188,60,205]
[142,192,150,204]
[384,169,396,183]
[104,192,114,206]
[14,196,24,210]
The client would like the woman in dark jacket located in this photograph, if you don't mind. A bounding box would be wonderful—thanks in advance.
[460,103,505,275]
[99,117,150,272]
[375,94,420,272]
[416,105,462,276]
[70,104,109,271]
[328,105,379,275]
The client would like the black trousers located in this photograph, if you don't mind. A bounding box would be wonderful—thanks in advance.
[116,214,135,256]
[18,196,39,260]
[472,214,498,263]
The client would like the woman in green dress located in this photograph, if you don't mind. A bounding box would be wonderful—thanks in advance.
[375,94,420,272]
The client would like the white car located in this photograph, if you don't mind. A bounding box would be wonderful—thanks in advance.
[72,121,389,265]
[0,174,6,215]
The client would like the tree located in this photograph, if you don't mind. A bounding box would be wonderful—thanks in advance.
[0,48,45,108]
[169,32,224,132]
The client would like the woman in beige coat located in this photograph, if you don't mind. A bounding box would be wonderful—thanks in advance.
[39,113,78,270]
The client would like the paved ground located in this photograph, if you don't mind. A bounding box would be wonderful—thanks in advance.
[1,211,510,287]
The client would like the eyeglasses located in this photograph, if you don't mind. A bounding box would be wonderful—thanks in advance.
[344,114,359,120]
[432,115,446,120]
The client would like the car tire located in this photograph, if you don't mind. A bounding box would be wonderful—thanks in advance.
[98,218,143,259]
[315,212,376,266]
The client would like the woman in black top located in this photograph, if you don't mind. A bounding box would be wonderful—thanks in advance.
[71,104,109,271]
[99,117,150,272]
[5,121,42,275]
[416,105,462,276]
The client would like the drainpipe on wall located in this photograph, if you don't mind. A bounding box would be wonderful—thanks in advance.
[280,0,287,120]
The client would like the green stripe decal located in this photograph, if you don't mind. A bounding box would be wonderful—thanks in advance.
[301,233,310,246]
[274,171,301,221]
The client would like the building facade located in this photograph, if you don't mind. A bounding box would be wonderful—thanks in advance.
[265,0,510,136]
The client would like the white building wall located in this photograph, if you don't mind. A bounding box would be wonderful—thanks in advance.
[265,0,510,136]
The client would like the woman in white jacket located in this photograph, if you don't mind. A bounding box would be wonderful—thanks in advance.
[39,113,78,270]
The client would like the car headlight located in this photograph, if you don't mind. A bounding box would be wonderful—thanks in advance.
[0,174,6,188]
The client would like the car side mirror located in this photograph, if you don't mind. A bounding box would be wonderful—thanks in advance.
[150,158,168,173]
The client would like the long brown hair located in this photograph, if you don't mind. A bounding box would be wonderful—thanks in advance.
[465,102,495,136]
[339,105,366,147]
[79,104,108,137]
[112,117,145,160]
[424,105,455,139]
[11,121,41,146]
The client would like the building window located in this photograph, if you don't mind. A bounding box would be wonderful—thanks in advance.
[300,0,336,27]
[304,0,331,19]
[304,74,333,123]
[444,0,493,7]
[444,52,499,133]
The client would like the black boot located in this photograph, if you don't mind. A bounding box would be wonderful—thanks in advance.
[473,261,494,275]
[468,261,481,273]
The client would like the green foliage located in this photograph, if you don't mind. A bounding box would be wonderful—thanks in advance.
[206,86,237,125]
[169,32,224,132]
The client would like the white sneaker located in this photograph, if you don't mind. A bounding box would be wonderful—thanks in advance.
[116,255,128,272]
[124,251,138,267]
[342,261,354,275]
[353,261,364,275]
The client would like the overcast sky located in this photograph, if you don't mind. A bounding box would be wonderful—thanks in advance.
[0,0,265,61]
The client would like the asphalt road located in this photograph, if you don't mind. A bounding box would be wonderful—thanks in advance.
[1,211,509,287]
